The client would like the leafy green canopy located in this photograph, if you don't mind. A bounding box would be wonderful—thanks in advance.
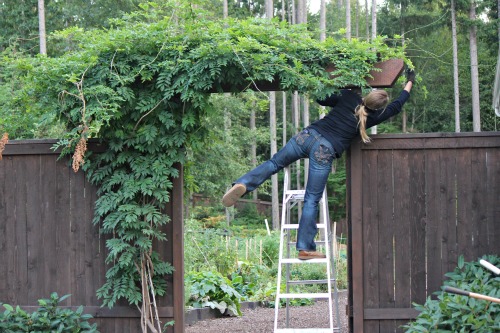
[2,3,406,308]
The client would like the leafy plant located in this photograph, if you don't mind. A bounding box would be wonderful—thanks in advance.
[185,270,242,316]
[0,293,98,333]
[404,255,500,333]
[230,261,269,300]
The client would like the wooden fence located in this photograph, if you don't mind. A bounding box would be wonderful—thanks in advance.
[2,133,499,333]
[346,132,500,333]
[0,140,184,333]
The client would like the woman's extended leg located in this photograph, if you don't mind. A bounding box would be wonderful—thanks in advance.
[222,129,314,207]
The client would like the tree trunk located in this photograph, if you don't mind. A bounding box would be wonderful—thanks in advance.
[302,96,310,186]
[38,0,46,55]
[266,0,280,229]
[293,91,301,199]
[346,0,351,40]
[356,0,360,38]
[297,0,307,24]
[223,0,228,18]
[296,0,307,211]
[251,108,258,201]
[269,91,279,229]
[469,1,481,132]
[371,0,377,41]
[451,0,461,132]
[282,92,287,146]
[320,0,327,41]
[365,0,370,40]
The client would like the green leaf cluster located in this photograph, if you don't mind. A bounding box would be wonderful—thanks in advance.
[0,293,98,333]
[404,255,500,332]
[185,270,242,317]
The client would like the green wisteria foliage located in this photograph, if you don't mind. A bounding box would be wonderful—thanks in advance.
[2,2,407,310]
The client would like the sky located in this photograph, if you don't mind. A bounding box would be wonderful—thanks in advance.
[309,0,323,14]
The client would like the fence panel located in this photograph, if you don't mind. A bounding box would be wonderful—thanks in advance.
[0,140,184,333]
[347,132,500,333]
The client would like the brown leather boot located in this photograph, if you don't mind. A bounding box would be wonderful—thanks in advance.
[298,250,326,260]
[222,183,247,207]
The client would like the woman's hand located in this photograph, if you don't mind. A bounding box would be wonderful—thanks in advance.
[406,68,416,83]
[404,68,415,92]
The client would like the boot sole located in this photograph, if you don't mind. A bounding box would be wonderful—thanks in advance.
[298,255,326,260]
[222,184,246,207]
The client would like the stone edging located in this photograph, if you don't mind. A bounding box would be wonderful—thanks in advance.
[185,301,262,325]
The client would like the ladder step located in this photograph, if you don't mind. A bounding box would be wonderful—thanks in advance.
[278,292,331,299]
[275,329,340,333]
[287,241,329,245]
[287,279,336,285]
[285,190,306,195]
[282,224,327,230]
[281,258,329,264]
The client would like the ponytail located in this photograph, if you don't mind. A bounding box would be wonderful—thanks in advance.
[355,90,390,144]
[355,105,371,143]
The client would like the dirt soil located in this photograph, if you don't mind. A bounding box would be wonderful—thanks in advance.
[185,291,348,333]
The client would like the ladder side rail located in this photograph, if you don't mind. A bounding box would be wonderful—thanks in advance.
[323,188,340,327]
[274,167,291,332]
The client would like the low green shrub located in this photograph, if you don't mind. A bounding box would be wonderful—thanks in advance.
[185,270,242,317]
[0,293,98,333]
[404,255,500,333]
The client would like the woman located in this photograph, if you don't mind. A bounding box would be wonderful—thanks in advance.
[223,69,415,260]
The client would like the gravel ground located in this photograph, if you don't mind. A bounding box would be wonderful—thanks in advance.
[185,291,348,333]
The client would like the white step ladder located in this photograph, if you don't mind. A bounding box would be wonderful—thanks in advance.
[274,167,341,333]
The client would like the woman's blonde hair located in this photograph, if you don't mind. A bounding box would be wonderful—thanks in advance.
[355,90,389,143]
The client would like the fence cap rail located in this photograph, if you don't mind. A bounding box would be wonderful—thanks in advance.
[2,139,106,156]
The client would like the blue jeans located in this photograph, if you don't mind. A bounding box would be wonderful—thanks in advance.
[234,128,336,251]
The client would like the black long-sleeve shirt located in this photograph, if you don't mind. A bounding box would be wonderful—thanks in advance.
[309,89,410,157]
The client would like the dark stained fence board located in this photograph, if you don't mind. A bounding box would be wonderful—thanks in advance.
[486,148,500,252]
[471,149,489,258]
[0,141,183,332]
[455,149,475,263]
[56,159,73,305]
[362,150,379,333]
[376,150,396,333]
[393,150,411,332]
[423,149,443,299]
[347,132,500,333]
[408,150,426,306]
[440,149,458,275]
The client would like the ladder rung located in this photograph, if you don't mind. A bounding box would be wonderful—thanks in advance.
[278,292,331,299]
[282,223,327,230]
[287,241,328,245]
[285,190,306,194]
[281,258,329,264]
[287,279,336,285]
[275,329,340,333]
